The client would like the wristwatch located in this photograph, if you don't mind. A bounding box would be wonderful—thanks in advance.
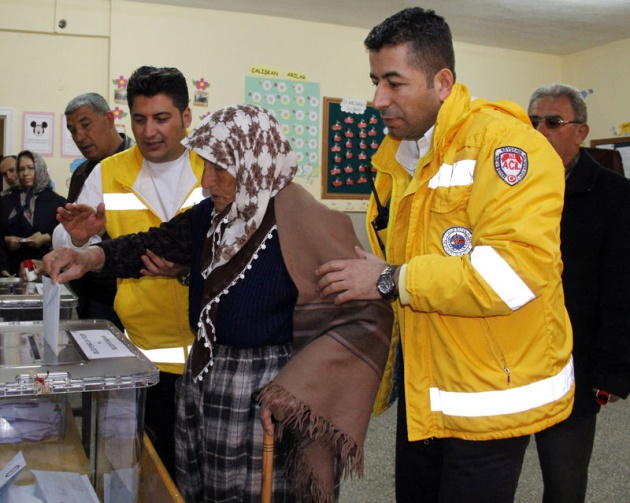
[377,265,399,300]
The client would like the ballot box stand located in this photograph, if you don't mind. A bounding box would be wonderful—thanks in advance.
[0,319,158,503]
[0,278,79,321]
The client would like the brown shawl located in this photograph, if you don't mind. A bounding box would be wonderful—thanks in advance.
[257,183,393,502]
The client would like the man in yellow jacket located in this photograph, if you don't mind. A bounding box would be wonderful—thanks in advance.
[54,66,204,479]
[317,8,574,502]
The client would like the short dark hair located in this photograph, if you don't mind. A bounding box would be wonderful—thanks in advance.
[126,66,189,113]
[364,7,456,83]
[65,92,110,116]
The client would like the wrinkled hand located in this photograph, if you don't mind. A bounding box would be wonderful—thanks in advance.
[140,249,188,278]
[19,259,44,281]
[25,232,50,249]
[42,246,105,284]
[5,236,21,251]
[57,202,106,246]
[316,246,388,304]
[260,406,275,437]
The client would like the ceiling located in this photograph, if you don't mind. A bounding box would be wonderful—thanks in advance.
[134,0,630,56]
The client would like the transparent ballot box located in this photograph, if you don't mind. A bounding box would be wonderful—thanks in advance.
[0,278,78,321]
[0,320,158,503]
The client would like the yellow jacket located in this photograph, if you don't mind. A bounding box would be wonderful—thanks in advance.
[369,84,574,441]
[101,146,204,374]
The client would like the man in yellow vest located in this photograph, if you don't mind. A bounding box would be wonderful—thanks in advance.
[316,8,573,502]
[54,66,205,479]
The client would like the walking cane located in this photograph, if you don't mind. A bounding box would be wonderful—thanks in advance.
[261,429,275,503]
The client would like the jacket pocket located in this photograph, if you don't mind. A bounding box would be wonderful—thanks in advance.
[429,185,472,214]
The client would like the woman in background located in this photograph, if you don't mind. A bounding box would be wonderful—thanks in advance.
[1,150,66,274]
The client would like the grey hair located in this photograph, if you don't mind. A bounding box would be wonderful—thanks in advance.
[528,84,587,123]
[65,92,111,116]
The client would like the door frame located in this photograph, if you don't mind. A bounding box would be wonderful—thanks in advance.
[0,107,16,155]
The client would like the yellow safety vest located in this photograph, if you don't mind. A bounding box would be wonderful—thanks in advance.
[101,146,204,374]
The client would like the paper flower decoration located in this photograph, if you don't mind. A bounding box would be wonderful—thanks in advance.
[113,75,128,89]
[112,107,127,120]
[193,78,210,90]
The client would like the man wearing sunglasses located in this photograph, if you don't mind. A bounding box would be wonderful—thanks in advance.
[529,84,630,503]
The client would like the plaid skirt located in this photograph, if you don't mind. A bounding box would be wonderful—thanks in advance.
[175,343,296,503]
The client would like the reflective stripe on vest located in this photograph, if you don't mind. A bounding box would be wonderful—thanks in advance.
[135,345,192,365]
[103,192,147,211]
[104,188,205,212]
[430,357,573,417]
[470,245,535,310]
[428,160,476,189]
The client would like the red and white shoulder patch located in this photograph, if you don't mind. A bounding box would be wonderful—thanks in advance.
[494,146,528,186]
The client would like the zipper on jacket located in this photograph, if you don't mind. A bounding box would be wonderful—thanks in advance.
[483,319,511,385]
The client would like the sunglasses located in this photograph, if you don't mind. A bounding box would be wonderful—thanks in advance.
[529,116,583,130]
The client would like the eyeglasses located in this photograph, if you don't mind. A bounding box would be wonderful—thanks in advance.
[529,116,583,130]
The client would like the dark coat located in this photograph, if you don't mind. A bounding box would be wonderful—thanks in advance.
[1,188,66,274]
[561,149,630,415]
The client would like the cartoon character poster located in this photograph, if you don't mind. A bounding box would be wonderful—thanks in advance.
[245,76,320,180]
[22,112,54,156]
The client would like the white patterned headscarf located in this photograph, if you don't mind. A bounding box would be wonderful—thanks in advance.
[182,104,297,274]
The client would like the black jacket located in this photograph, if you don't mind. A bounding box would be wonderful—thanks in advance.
[561,149,630,415]
[1,188,66,274]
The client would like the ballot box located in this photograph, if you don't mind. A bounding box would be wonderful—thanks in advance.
[0,278,78,322]
[0,320,159,503]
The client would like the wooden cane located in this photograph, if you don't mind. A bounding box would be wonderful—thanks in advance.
[261,429,275,503]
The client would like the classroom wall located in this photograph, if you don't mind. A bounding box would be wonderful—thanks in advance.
[562,38,630,142]
[0,0,627,206]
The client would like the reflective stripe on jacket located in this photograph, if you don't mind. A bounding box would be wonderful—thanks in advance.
[369,83,574,441]
[101,145,204,374]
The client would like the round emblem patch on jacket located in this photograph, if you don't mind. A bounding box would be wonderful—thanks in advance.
[442,227,473,256]
[494,146,528,186]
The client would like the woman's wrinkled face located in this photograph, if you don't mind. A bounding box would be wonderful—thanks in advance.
[17,157,36,188]
[202,160,236,212]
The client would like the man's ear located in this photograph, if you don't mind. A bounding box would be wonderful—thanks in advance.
[433,68,454,102]
[182,107,192,129]
[576,122,590,145]
[105,111,116,127]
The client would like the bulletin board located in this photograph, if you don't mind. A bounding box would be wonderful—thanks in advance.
[321,97,386,199]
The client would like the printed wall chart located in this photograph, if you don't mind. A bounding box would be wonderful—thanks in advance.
[245,76,321,179]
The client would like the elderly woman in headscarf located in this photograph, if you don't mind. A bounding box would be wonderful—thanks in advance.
[42,104,393,503]
[1,150,66,274]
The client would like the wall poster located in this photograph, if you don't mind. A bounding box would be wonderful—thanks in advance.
[321,97,386,199]
[60,114,83,158]
[22,112,54,156]
[245,76,321,180]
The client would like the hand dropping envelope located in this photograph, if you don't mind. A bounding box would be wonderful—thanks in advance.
[42,276,60,355]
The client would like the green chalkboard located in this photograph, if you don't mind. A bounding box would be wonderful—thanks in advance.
[321,97,386,199]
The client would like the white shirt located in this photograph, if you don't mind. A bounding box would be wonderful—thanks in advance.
[395,126,435,176]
